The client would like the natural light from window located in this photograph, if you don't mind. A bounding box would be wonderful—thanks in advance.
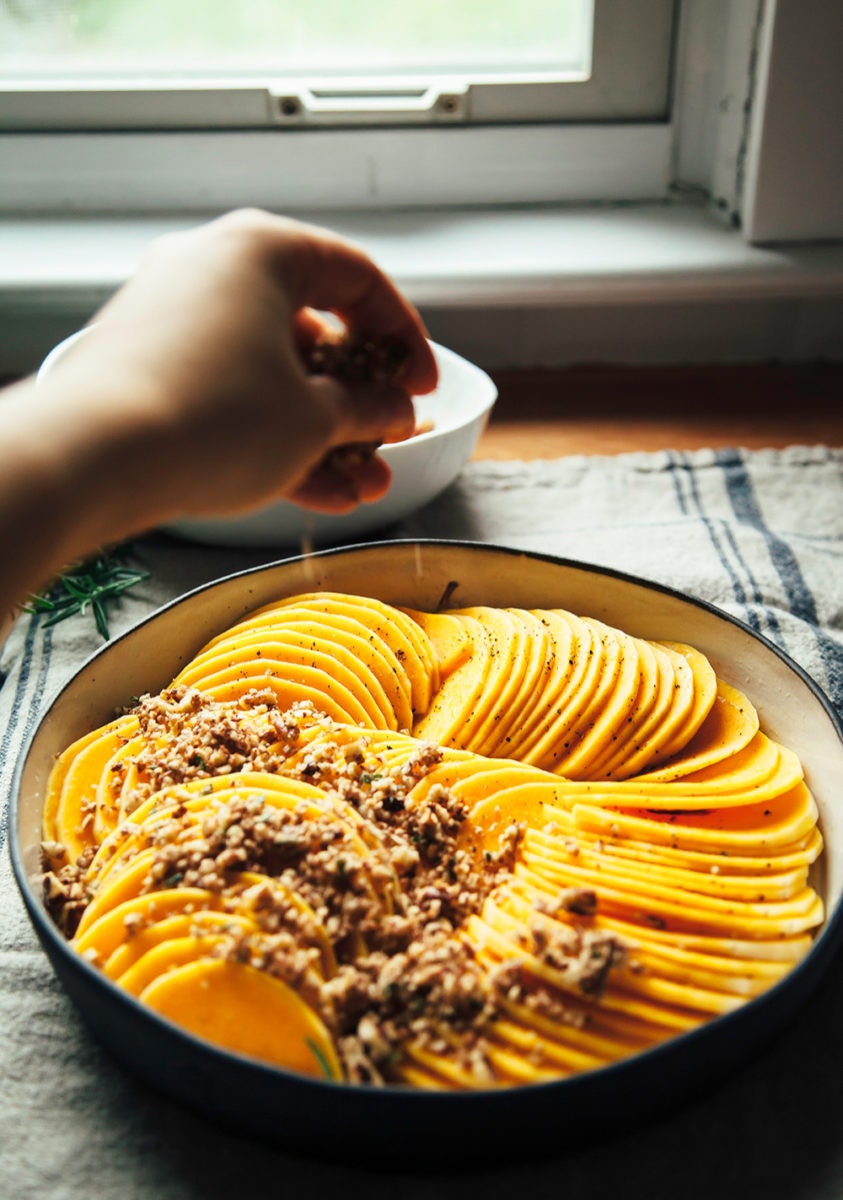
[0,0,593,80]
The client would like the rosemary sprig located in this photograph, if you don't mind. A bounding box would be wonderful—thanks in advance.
[25,550,149,640]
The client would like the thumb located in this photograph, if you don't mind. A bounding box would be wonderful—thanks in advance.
[308,374,418,449]
[288,450,393,514]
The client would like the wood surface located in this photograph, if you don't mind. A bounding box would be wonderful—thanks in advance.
[475,363,843,458]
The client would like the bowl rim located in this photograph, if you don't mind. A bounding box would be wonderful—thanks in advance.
[10,537,843,1112]
[38,333,498,550]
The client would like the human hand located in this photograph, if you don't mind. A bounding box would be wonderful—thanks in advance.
[42,208,438,522]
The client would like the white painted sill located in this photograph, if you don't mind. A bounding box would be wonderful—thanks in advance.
[2,199,843,375]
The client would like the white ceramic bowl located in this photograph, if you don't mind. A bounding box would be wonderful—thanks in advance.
[38,333,497,548]
[10,541,843,1162]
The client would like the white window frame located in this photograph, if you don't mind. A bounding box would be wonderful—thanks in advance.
[671,0,843,245]
[741,0,843,244]
[0,0,677,213]
[0,2,838,240]
[0,123,673,212]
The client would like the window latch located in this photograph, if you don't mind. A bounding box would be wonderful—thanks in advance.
[269,83,468,126]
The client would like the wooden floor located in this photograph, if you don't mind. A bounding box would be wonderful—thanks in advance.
[475,363,843,459]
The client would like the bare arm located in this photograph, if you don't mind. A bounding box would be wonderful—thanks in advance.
[0,209,437,619]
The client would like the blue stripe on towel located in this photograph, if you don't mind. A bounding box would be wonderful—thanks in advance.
[0,613,42,849]
[0,619,54,854]
[715,448,843,715]
[667,451,762,635]
[716,448,821,624]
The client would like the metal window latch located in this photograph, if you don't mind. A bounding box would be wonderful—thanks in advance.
[269,83,468,125]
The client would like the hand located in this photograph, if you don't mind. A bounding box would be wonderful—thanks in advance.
[0,210,438,618]
[41,208,439,519]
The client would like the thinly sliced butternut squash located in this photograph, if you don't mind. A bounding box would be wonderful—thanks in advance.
[447,606,532,753]
[519,611,607,772]
[587,636,665,781]
[103,911,254,979]
[174,634,395,730]
[43,589,825,1093]
[401,608,474,679]
[525,827,809,901]
[117,933,229,995]
[644,641,719,765]
[48,721,139,860]
[193,615,415,730]
[74,888,223,961]
[476,609,555,758]
[638,678,759,781]
[140,959,341,1079]
[267,592,438,715]
[555,620,640,778]
[412,613,490,746]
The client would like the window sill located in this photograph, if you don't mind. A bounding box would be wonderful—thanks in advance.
[2,199,842,375]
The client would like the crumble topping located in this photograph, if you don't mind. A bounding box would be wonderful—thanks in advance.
[46,687,625,1085]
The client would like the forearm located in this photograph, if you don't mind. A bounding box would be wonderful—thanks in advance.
[0,373,170,619]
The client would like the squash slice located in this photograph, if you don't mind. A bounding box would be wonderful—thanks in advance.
[518,611,608,773]
[190,613,415,730]
[505,607,578,754]
[412,613,491,747]
[103,910,254,980]
[140,959,341,1079]
[586,636,665,781]
[74,887,223,961]
[447,607,533,753]
[553,620,640,779]
[47,719,140,859]
[476,608,555,758]
[174,657,377,727]
[638,678,759,781]
[402,608,474,679]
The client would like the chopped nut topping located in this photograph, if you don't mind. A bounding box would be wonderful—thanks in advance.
[45,691,625,1086]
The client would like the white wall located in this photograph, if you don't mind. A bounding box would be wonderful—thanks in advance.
[742,0,843,243]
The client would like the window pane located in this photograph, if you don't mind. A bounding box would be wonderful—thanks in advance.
[0,0,593,80]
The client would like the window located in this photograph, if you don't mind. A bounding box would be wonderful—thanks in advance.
[0,0,676,213]
[2,0,839,379]
[1,0,674,128]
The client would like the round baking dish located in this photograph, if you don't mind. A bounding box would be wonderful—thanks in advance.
[10,541,843,1163]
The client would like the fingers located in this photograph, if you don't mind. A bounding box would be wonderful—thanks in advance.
[308,374,417,447]
[126,209,435,523]
[224,210,439,396]
[289,452,393,514]
[292,306,339,357]
[288,372,413,513]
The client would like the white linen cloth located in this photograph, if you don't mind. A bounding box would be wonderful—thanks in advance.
[2,446,842,1199]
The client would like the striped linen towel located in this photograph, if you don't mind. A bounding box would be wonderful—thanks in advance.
[1,445,841,1199]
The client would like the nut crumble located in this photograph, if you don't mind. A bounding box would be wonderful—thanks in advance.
[46,687,623,1085]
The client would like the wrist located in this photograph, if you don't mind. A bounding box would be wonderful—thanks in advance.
[0,377,90,607]
[1,366,170,585]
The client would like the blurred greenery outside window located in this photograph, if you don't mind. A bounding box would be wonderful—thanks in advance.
[0,2,678,129]
[0,0,592,78]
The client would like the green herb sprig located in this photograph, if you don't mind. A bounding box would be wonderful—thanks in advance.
[25,550,149,640]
